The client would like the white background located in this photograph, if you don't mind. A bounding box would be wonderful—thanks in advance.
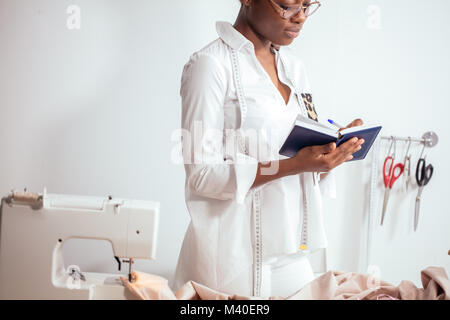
[0,0,448,288]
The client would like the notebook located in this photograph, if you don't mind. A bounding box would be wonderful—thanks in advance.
[279,116,382,161]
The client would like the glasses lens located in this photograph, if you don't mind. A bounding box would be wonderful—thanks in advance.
[305,3,320,17]
[285,6,303,19]
[285,2,320,19]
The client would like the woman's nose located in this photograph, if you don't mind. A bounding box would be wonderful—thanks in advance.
[290,10,307,24]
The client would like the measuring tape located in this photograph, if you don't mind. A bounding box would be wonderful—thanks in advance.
[299,173,309,251]
[278,53,313,253]
[230,47,264,297]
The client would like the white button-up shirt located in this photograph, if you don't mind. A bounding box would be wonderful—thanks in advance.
[172,21,336,297]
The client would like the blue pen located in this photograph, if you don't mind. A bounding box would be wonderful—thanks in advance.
[328,119,345,129]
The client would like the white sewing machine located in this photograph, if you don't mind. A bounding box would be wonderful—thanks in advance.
[0,189,160,300]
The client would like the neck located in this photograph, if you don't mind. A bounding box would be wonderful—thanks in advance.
[233,11,273,57]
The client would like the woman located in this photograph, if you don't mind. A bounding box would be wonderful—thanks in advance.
[172,0,364,297]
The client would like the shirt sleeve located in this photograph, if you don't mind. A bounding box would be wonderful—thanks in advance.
[180,52,258,204]
[318,171,337,199]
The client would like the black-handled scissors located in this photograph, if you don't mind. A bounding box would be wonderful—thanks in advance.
[414,158,434,231]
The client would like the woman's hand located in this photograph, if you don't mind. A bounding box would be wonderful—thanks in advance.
[338,118,364,132]
[291,137,365,173]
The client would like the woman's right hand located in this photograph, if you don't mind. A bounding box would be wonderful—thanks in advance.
[291,137,365,173]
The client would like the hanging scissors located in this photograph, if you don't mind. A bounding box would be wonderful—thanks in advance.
[380,137,404,226]
[414,144,434,231]
[402,137,412,191]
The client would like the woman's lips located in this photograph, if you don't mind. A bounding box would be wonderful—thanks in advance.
[285,28,301,38]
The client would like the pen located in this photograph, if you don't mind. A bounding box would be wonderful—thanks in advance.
[328,119,345,129]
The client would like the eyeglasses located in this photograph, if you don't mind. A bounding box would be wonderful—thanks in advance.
[268,0,321,19]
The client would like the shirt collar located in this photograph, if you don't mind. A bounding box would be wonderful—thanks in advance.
[216,21,285,55]
[216,21,254,51]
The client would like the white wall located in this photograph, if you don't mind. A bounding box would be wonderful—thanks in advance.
[0,0,448,288]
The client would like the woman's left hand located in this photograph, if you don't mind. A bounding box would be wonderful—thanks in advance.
[338,118,364,132]
[320,118,364,179]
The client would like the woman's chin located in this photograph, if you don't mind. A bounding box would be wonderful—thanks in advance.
[275,38,295,47]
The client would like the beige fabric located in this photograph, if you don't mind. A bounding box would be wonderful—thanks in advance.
[120,272,177,300]
[287,266,450,300]
[120,266,450,300]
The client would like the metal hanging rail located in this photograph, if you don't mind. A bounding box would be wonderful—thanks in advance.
[381,136,427,143]
[380,131,439,148]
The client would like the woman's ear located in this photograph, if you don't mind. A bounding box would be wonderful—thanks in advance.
[240,0,253,7]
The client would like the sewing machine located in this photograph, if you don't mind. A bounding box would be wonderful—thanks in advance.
[0,189,159,300]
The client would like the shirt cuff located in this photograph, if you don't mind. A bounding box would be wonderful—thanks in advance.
[318,171,337,199]
[234,152,259,204]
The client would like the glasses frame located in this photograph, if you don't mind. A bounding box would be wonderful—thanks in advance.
[268,0,321,19]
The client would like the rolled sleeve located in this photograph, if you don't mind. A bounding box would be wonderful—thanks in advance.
[234,152,258,204]
[180,52,258,203]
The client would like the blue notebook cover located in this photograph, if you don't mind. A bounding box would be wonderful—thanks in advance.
[279,124,382,162]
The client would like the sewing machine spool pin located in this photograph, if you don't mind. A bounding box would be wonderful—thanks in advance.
[5,189,43,210]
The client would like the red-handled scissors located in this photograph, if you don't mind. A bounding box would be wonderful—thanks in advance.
[380,156,404,225]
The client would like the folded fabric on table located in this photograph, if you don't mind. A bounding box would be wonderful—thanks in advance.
[120,266,450,300]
